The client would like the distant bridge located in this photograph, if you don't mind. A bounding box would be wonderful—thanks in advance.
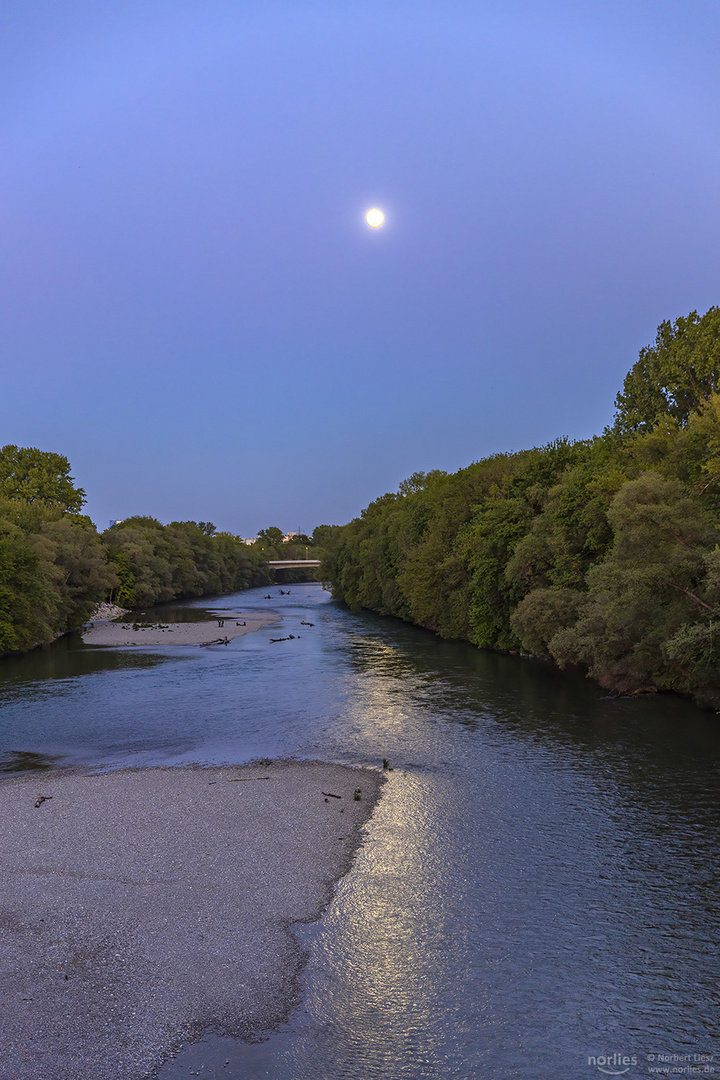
[267,560,322,569]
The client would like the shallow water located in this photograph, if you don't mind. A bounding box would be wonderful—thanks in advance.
[1,583,719,1079]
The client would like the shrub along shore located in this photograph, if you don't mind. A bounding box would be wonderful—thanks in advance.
[323,307,720,711]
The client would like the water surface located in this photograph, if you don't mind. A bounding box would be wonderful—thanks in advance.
[1,584,718,1079]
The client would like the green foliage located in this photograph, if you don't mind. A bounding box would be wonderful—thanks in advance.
[506,452,626,594]
[0,511,56,651]
[0,494,115,652]
[313,524,341,549]
[664,544,720,708]
[510,587,583,657]
[462,497,534,649]
[397,470,447,496]
[0,445,86,512]
[550,474,720,701]
[257,526,284,553]
[327,445,583,647]
[39,517,117,627]
[102,518,270,608]
[325,307,720,710]
[0,448,274,654]
[614,307,720,434]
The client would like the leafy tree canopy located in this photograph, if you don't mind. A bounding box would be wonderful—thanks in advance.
[257,526,284,548]
[398,470,447,496]
[313,524,341,547]
[0,445,86,512]
[614,307,720,434]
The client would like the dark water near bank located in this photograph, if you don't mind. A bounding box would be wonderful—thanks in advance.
[1,584,719,1079]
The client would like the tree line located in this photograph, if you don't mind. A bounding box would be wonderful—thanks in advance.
[324,306,720,710]
[0,445,324,653]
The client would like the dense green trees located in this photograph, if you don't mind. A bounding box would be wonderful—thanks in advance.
[256,526,285,550]
[0,440,328,653]
[103,517,270,608]
[614,307,720,434]
[535,473,719,698]
[0,447,275,653]
[0,445,86,511]
[0,449,113,651]
[326,308,720,710]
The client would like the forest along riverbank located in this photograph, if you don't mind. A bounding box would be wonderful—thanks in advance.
[0,761,384,1080]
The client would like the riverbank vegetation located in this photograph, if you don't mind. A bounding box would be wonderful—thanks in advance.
[324,307,720,710]
[102,518,272,608]
[103,520,322,605]
[0,446,319,652]
[0,446,113,651]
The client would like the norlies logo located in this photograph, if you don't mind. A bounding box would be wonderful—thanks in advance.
[588,1053,638,1075]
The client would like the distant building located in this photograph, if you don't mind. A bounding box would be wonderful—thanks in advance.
[108,519,124,527]
[239,533,298,545]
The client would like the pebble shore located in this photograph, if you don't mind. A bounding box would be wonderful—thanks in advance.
[0,761,383,1080]
[82,611,280,646]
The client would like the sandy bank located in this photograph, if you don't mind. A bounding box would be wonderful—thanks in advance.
[82,612,280,647]
[0,762,383,1080]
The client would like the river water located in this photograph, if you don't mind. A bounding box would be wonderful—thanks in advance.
[1,583,718,1080]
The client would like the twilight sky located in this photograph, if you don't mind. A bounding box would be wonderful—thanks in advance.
[2,0,719,535]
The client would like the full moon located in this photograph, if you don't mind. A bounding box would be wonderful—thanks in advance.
[365,208,385,228]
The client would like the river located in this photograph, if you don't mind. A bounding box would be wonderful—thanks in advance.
[1,583,718,1080]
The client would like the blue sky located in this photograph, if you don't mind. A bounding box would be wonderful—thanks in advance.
[2,0,719,534]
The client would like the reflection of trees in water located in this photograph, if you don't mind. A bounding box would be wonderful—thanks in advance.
[0,750,61,772]
[0,634,165,688]
[340,614,720,814]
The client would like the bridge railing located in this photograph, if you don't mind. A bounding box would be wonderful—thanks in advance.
[267,559,322,568]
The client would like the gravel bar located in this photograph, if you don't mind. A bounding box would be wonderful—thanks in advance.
[81,613,280,647]
[0,761,384,1080]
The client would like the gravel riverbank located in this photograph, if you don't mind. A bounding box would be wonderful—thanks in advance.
[82,611,280,646]
[0,761,384,1080]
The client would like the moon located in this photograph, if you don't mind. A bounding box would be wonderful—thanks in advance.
[365,208,385,228]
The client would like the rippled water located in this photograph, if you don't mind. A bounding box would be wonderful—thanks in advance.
[1,583,719,1079]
